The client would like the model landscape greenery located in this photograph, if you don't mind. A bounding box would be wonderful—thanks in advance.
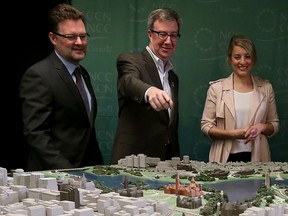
[57,160,288,215]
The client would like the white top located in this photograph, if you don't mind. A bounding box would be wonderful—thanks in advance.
[231,89,254,153]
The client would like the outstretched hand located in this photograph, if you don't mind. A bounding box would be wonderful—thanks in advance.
[147,87,173,111]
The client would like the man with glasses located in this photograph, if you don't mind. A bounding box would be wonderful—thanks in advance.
[110,8,182,164]
[19,3,103,171]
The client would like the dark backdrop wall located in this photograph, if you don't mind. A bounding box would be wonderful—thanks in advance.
[71,0,288,164]
[3,0,68,172]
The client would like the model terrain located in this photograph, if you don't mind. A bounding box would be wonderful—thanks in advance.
[0,155,288,215]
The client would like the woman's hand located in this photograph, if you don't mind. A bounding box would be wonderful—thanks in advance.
[244,124,265,144]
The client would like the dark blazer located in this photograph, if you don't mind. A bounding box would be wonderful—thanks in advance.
[110,49,180,164]
[20,52,103,171]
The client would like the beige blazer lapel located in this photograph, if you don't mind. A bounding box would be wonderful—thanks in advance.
[221,74,236,120]
[248,77,265,124]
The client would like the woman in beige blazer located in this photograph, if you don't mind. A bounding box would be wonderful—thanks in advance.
[201,34,279,163]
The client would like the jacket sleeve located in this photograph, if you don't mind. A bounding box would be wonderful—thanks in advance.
[201,83,218,138]
[265,82,280,136]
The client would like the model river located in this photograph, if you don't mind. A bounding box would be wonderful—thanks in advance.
[67,171,288,202]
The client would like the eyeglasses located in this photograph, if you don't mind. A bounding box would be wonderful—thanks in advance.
[52,32,90,41]
[150,29,180,41]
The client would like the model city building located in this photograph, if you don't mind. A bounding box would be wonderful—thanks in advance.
[0,168,168,215]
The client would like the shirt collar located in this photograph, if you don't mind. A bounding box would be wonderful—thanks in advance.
[146,46,173,74]
[54,50,78,75]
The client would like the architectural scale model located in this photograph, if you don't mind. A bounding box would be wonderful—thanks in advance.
[163,173,203,197]
[0,154,287,216]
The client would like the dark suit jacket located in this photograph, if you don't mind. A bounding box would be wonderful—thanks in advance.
[20,52,103,171]
[110,49,180,164]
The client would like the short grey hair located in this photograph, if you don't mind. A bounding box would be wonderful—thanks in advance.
[147,8,181,33]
